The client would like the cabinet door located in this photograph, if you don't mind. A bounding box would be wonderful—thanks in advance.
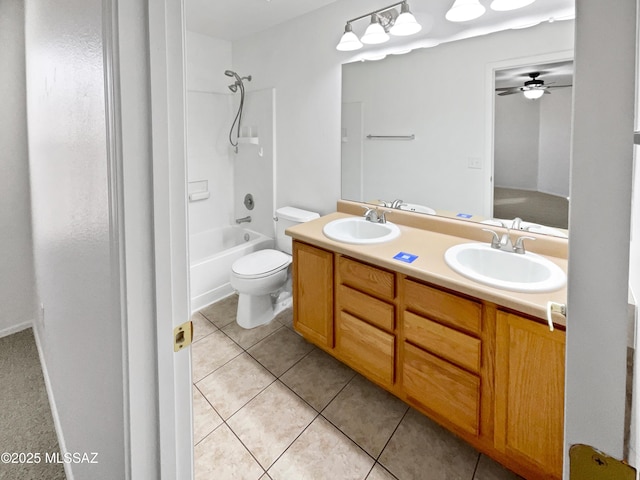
[495,311,565,479]
[292,241,333,349]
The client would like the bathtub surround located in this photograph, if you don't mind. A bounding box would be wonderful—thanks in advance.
[0,0,36,336]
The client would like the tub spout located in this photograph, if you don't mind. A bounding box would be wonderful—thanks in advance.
[235,216,252,224]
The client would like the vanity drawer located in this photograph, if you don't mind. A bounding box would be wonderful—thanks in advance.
[338,284,395,332]
[336,311,395,387]
[338,256,395,301]
[404,279,481,335]
[404,311,481,373]
[403,342,480,436]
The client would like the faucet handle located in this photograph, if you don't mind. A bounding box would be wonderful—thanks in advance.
[513,236,535,254]
[377,210,387,224]
[482,228,501,249]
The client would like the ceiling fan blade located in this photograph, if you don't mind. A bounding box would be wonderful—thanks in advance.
[495,86,523,95]
[547,84,572,89]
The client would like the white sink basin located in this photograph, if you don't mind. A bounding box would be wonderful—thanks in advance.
[323,217,400,244]
[444,243,566,293]
[398,203,436,215]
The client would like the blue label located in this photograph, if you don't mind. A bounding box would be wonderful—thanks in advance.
[456,213,473,219]
[393,252,418,263]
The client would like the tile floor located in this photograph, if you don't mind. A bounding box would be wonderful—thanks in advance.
[191,295,523,480]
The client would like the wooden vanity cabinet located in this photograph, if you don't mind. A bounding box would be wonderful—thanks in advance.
[292,241,334,349]
[401,279,483,437]
[291,241,565,479]
[335,256,396,388]
[495,310,565,480]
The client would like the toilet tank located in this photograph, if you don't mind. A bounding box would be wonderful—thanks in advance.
[275,206,320,254]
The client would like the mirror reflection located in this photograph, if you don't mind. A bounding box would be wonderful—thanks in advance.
[341,21,573,237]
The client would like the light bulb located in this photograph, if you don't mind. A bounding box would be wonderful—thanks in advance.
[445,0,486,22]
[336,24,363,51]
[361,15,389,44]
[523,88,544,99]
[390,3,422,36]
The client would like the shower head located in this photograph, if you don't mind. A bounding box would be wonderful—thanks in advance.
[228,83,238,93]
[224,69,242,83]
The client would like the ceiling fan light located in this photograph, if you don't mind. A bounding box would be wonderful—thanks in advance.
[361,14,390,44]
[390,3,422,36]
[336,24,363,51]
[523,88,544,100]
[446,0,486,23]
[491,0,536,11]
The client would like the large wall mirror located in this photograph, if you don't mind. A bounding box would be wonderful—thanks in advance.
[341,20,574,237]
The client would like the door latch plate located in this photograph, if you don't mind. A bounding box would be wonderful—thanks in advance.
[174,321,193,352]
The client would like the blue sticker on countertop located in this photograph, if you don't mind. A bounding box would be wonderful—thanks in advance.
[393,252,418,263]
[456,213,473,219]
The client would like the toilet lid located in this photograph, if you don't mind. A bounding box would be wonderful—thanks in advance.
[232,249,291,278]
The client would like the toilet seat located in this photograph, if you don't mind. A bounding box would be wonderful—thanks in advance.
[231,249,291,279]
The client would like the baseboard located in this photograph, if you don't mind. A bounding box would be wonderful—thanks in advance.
[0,320,33,339]
[32,326,75,480]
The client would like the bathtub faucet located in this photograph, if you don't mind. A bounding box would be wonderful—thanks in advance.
[235,216,252,224]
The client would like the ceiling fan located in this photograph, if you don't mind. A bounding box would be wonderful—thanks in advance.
[495,72,572,99]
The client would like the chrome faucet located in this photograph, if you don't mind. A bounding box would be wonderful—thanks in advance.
[235,215,252,224]
[511,217,523,230]
[482,222,535,254]
[363,207,387,224]
[390,199,404,209]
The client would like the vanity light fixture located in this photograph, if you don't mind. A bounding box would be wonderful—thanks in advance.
[336,1,422,51]
[445,0,486,22]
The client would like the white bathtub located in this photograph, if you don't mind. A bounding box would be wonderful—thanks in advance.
[189,226,273,313]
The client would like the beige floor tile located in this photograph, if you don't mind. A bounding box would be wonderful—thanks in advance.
[222,319,282,349]
[379,408,479,480]
[193,386,223,445]
[227,381,317,469]
[248,327,314,377]
[199,294,238,329]
[473,454,523,480]
[280,348,356,411]
[323,375,408,457]
[192,312,218,343]
[259,475,272,480]
[268,416,374,480]
[194,424,264,480]
[274,308,293,329]
[192,330,243,383]
[197,353,275,420]
[366,464,398,480]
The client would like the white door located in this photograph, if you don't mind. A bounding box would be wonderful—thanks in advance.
[149,0,194,478]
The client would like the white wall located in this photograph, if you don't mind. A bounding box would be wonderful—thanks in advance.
[232,2,573,217]
[0,0,36,336]
[565,0,636,473]
[25,0,125,477]
[492,92,540,191]
[539,87,572,198]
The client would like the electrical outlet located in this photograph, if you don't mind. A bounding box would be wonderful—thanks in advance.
[467,156,482,169]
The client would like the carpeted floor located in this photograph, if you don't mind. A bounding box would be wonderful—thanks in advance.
[0,328,66,479]
[493,187,569,229]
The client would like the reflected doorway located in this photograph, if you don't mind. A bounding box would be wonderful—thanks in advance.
[493,60,573,230]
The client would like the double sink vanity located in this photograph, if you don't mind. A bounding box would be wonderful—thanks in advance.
[286,200,568,480]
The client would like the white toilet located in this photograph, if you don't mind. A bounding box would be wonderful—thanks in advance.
[230,206,319,329]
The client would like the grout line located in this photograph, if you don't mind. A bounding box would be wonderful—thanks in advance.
[471,451,481,479]
[375,407,410,463]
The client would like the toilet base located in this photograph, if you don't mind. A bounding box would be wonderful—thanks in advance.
[236,292,275,329]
